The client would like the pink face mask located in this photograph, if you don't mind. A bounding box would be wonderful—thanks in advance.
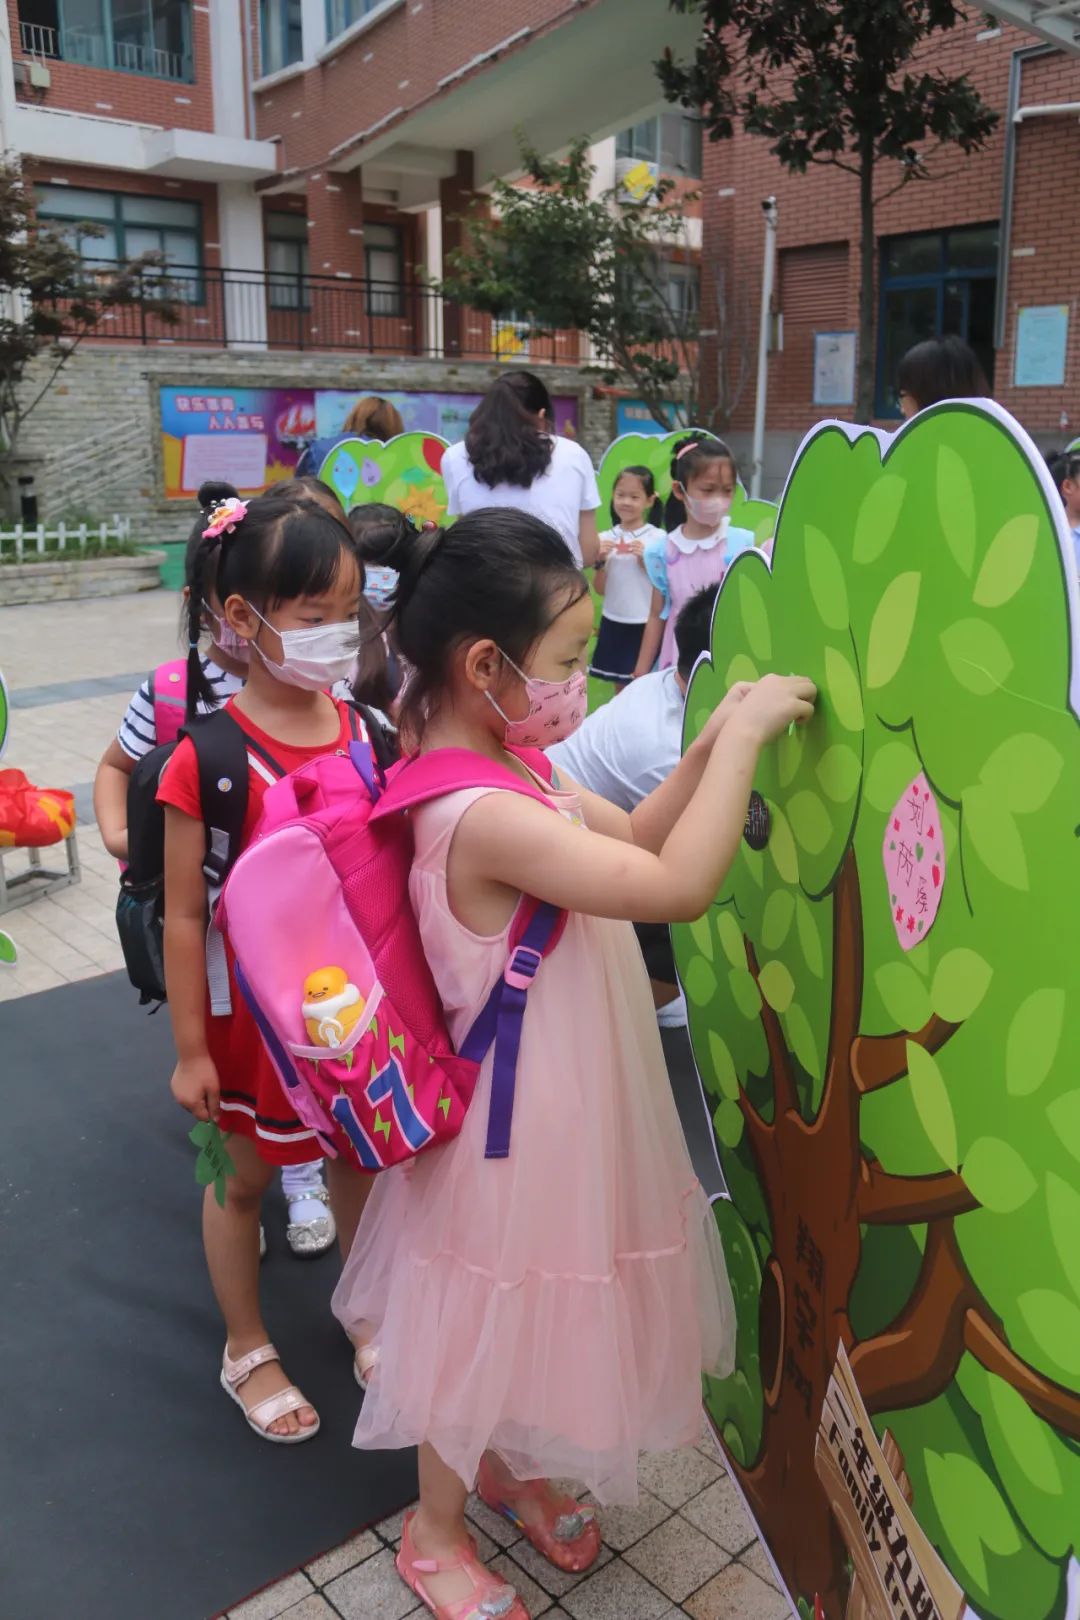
[684,491,732,529]
[486,650,588,749]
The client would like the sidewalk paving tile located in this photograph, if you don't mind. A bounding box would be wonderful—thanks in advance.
[636,1446,722,1509]
[681,1561,792,1620]
[622,1516,730,1604]
[228,1572,315,1620]
[303,1529,381,1585]
[322,1547,422,1620]
[680,1477,758,1556]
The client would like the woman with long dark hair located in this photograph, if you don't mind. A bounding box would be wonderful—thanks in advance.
[440,371,601,566]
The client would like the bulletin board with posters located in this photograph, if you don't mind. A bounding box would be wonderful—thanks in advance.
[160,385,581,500]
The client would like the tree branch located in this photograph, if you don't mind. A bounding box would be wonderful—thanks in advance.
[850,1220,977,1413]
[745,936,800,1122]
[858,1159,978,1225]
[817,848,863,1122]
[964,1310,1080,1442]
[852,1014,959,1095]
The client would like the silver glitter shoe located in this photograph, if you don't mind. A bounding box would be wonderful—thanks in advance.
[286,1183,337,1258]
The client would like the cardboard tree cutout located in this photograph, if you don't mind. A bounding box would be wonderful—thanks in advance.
[596,428,778,545]
[675,402,1080,1620]
[317,432,449,524]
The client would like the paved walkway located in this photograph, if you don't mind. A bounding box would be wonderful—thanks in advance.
[0,591,789,1620]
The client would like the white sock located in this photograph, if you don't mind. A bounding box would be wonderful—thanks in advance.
[281,1160,326,1221]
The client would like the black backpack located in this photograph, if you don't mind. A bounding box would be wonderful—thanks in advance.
[116,703,397,1007]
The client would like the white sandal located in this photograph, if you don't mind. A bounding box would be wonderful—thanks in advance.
[353,1342,380,1388]
[220,1343,320,1445]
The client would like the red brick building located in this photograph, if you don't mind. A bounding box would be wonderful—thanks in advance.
[2,0,1079,485]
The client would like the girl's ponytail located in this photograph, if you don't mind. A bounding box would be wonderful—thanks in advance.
[184,530,222,720]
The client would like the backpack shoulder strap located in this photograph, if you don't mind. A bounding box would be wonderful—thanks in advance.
[152,658,188,747]
[181,708,252,893]
[370,747,555,822]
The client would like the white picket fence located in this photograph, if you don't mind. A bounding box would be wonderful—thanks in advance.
[0,516,132,562]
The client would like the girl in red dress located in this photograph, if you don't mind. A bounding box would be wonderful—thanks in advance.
[158,489,374,1442]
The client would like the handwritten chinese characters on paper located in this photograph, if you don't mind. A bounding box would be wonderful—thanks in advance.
[882,773,944,953]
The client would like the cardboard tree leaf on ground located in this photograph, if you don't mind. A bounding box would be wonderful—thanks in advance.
[596,428,778,546]
[317,432,449,526]
[675,401,1080,1620]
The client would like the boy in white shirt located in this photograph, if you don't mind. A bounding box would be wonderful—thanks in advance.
[550,585,717,1026]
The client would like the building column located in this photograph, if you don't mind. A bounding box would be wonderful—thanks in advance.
[439,151,483,359]
[300,0,327,59]
[218,182,268,349]
[211,0,246,138]
[305,170,364,277]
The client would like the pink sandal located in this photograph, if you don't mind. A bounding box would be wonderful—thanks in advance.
[397,1511,528,1620]
[220,1343,320,1445]
[476,1457,601,1574]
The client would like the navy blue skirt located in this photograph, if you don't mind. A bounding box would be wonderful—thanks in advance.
[590,616,646,682]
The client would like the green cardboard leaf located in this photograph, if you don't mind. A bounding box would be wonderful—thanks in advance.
[713,908,744,969]
[0,929,17,966]
[875,962,932,1032]
[866,571,921,690]
[1007,989,1065,1097]
[925,1450,1021,1591]
[683,955,717,1009]
[962,1137,1036,1213]
[941,618,1014,697]
[728,966,762,1021]
[986,1372,1064,1496]
[738,573,771,662]
[707,1030,740,1101]
[1047,1089,1080,1161]
[757,959,794,1013]
[787,790,832,855]
[766,805,798,884]
[783,1002,821,1079]
[713,1098,744,1148]
[963,784,1029,891]
[804,524,848,631]
[761,889,795,951]
[980,734,1063,815]
[687,912,714,961]
[816,743,860,804]
[794,897,824,979]
[864,739,920,813]
[1045,1173,1080,1301]
[907,1041,958,1169]
[1017,1290,1080,1378]
[937,443,977,576]
[823,645,864,732]
[931,947,993,1022]
[974,514,1039,608]
[852,472,906,564]
[725,652,759,686]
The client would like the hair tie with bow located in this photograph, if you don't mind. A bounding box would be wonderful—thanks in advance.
[202,497,248,540]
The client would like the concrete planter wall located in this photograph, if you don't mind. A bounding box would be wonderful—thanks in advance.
[0,550,165,606]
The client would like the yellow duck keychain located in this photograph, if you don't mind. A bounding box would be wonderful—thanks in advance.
[302,966,366,1049]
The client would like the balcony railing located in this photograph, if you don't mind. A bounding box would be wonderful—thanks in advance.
[19,18,193,80]
[77,262,585,364]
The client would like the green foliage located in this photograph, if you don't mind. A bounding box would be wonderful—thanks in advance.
[0,162,180,471]
[437,139,751,432]
[675,403,1080,1616]
[658,2,999,417]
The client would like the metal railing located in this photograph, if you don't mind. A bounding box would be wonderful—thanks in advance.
[78,262,585,363]
[19,20,193,80]
[19,21,59,58]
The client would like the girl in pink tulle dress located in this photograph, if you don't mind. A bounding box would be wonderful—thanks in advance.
[333,507,815,1620]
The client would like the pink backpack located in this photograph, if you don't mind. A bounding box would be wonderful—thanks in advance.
[217,737,565,1170]
[152,658,188,747]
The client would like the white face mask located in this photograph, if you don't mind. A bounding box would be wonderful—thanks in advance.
[246,602,360,691]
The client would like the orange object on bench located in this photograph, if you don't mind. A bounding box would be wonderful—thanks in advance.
[0,769,76,848]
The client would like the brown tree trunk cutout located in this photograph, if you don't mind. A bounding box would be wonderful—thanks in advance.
[726,849,1080,1617]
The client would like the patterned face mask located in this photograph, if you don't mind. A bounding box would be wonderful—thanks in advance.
[485,650,588,748]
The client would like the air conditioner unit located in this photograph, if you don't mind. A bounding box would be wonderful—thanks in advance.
[615,157,658,205]
[12,61,29,86]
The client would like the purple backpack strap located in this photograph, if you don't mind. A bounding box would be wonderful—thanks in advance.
[459,899,563,1159]
[365,745,566,1159]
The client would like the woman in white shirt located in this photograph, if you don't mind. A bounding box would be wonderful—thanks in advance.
[441,372,601,566]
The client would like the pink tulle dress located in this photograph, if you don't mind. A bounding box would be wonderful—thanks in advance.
[332,776,736,1504]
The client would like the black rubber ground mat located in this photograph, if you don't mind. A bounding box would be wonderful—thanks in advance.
[0,973,417,1620]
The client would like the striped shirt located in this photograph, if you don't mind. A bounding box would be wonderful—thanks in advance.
[117,657,243,761]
